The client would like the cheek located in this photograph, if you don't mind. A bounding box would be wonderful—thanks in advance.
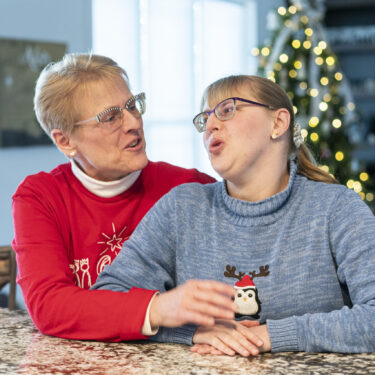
[203,134,209,150]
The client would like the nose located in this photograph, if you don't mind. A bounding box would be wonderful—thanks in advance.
[120,109,143,132]
[243,298,247,302]
[204,112,222,134]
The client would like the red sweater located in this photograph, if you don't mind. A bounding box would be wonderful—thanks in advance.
[12,161,214,341]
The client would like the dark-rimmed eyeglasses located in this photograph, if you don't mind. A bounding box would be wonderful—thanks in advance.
[193,97,273,133]
[74,92,146,130]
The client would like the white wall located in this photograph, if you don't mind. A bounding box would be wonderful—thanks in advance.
[0,0,92,51]
[0,0,92,307]
[0,0,92,244]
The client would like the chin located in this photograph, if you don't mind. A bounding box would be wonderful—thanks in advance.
[129,153,148,172]
[211,162,229,180]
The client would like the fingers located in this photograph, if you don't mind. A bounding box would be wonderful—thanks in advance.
[238,320,260,328]
[186,296,235,322]
[191,344,224,355]
[197,331,255,357]
[235,322,264,348]
[194,280,235,298]
[210,336,237,356]
[193,321,264,357]
[150,280,236,328]
[175,280,236,325]
[217,329,260,357]
[186,280,236,320]
[180,310,215,327]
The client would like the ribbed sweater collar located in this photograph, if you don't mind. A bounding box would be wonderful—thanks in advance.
[218,161,298,226]
[70,160,141,198]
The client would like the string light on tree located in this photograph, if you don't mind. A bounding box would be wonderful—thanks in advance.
[335,151,344,161]
[256,0,374,206]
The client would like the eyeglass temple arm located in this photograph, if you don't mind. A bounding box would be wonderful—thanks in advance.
[75,115,100,125]
[233,97,272,109]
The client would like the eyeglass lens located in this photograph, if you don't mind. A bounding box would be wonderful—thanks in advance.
[126,95,145,116]
[98,95,145,125]
[194,98,236,132]
[99,108,122,123]
[216,99,235,121]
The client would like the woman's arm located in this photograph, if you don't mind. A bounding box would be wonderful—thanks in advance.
[191,320,267,356]
[267,189,375,353]
[93,188,236,343]
[12,182,155,341]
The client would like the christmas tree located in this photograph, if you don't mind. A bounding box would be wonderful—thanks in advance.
[253,0,374,205]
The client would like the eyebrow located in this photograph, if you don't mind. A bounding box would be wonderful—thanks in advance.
[100,95,135,113]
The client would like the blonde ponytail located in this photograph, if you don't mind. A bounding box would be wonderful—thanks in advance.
[295,144,338,184]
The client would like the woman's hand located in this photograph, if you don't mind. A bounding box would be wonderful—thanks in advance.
[149,280,236,328]
[191,321,271,357]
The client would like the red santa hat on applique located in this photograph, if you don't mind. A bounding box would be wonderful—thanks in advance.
[234,275,256,289]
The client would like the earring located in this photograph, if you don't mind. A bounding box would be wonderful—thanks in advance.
[271,132,278,139]
[69,150,76,157]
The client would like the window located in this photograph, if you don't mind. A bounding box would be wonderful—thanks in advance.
[93,0,257,177]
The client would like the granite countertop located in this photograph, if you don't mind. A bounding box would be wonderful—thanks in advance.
[1,308,375,374]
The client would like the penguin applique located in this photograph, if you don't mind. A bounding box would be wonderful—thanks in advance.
[224,264,269,320]
[234,275,261,320]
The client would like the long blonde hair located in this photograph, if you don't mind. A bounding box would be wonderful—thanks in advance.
[201,75,337,184]
[34,53,129,138]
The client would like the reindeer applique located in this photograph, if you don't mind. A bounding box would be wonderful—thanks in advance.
[224,265,270,320]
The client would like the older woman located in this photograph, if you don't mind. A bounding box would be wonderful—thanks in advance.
[12,53,236,341]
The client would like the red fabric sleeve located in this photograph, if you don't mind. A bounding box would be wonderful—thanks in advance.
[11,162,214,341]
[193,169,217,184]
[12,191,156,341]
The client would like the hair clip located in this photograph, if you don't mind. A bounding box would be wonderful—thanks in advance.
[293,123,303,148]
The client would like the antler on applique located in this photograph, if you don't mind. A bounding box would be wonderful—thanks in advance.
[224,265,245,280]
[249,265,270,279]
[224,264,270,280]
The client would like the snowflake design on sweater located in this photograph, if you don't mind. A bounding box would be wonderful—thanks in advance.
[98,222,129,256]
[96,222,129,276]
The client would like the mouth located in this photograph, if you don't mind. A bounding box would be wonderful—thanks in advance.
[208,138,224,155]
[124,137,142,150]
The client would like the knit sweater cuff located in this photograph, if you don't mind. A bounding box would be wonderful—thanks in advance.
[267,317,300,352]
[172,324,196,345]
[150,324,197,346]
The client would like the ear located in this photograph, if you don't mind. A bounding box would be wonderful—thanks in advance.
[270,108,290,139]
[51,129,77,158]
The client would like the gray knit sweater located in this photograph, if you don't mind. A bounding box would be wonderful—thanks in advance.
[93,162,375,353]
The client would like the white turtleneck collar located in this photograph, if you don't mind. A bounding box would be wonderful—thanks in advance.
[70,160,142,198]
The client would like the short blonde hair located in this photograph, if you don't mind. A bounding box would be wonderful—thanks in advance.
[202,75,337,184]
[34,53,129,137]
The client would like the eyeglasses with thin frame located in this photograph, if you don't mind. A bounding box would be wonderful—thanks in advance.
[74,92,146,130]
[193,97,273,133]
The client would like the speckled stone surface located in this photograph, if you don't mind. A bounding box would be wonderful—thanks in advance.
[0,308,375,374]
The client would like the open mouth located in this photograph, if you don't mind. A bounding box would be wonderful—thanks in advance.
[126,138,141,149]
[209,139,224,154]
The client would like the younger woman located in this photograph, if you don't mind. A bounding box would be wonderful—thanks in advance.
[93,75,375,356]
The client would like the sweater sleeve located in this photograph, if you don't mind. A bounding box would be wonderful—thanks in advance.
[267,189,375,353]
[93,189,196,345]
[12,185,156,342]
